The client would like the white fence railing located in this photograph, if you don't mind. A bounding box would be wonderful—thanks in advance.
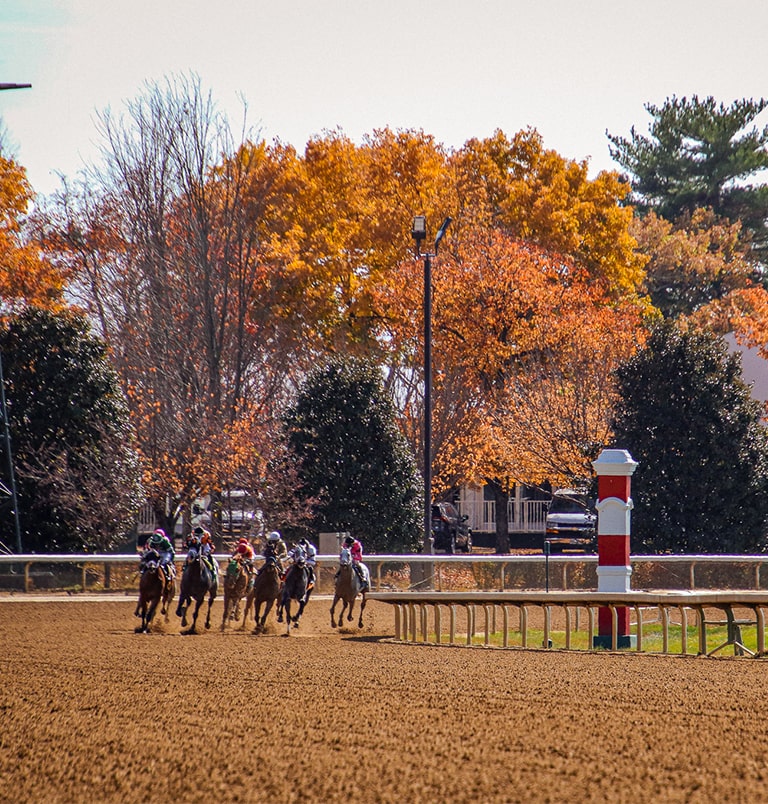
[369,589,768,656]
[460,499,548,533]
[2,553,768,594]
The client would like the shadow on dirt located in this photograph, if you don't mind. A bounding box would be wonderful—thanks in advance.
[340,634,391,643]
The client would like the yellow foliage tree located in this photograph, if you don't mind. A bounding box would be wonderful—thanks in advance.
[452,129,647,297]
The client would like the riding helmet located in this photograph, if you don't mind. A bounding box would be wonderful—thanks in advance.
[267,531,281,541]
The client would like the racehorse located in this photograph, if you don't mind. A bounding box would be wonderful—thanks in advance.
[176,546,218,634]
[276,549,311,634]
[330,547,367,629]
[220,556,249,630]
[242,556,282,633]
[134,549,175,633]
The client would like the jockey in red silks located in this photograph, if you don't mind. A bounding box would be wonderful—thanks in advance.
[232,537,254,576]
[342,535,369,591]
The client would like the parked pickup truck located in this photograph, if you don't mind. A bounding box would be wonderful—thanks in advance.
[544,489,597,553]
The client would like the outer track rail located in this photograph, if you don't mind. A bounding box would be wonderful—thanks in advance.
[368,591,768,657]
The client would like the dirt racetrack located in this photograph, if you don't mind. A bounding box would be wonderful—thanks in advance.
[1,595,768,804]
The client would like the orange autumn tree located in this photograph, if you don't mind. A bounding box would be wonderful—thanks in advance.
[627,207,768,399]
[40,103,654,543]
[451,128,647,296]
[0,154,69,317]
[374,228,645,551]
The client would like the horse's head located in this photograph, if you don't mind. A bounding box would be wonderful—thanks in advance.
[292,544,306,565]
[186,546,201,562]
[141,547,161,570]
[339,547,352,566]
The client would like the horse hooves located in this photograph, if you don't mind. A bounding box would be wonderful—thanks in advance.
[330,621,337,628]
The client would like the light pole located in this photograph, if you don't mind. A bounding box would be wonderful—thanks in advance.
[412,215,452,554]
[0,353,21,552]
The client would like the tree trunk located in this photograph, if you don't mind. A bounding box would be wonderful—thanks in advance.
[490,481,511,554]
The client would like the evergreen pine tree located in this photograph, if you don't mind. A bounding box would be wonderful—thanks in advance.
[611,322,768,553]
[0,307,143,552]
[284,356,422,552]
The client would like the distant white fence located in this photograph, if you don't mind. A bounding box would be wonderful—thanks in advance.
[2,553,768,594]
[460,500,547,533]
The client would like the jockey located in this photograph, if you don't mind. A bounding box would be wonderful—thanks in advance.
[342,535,369,591]
[263,530,288,574]
[285,542,306,583]
[295,537,317,590]
[199,528,219,577]
[185,528,202,550]
[232,537,255,576]
[142,528,175,587]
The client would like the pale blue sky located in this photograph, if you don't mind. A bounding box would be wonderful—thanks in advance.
[2,0,768,195]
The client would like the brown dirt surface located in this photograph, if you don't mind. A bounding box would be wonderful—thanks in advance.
[1,595,768,803]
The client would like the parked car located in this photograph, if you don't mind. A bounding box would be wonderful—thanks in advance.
[544,489,596,553]
[431,502,472,554]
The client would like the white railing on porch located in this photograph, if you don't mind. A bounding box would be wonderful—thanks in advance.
[459,499,547,534]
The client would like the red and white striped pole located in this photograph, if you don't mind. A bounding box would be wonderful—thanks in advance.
[591,448,638,648]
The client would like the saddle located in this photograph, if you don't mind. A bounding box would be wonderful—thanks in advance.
[161,564,175,588]
[203,556,218,577]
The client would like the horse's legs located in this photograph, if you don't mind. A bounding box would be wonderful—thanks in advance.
[135,600,147,632]
[241,593,254,631]
[292,598,307,627]
[330,594,339,628]
[145,599,159,631]
[260,599,275,628]
[184,596,203,634]
[346,598,356,623]
[358,593,367,629]
[160,581,171,617]
[220,593,230,631]
[283,599,291,634]
[204,590,215,630]
[251,599,262,632]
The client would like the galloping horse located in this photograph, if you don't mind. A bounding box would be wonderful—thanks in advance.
[134,549,175,633]
[176,546,218,634]
[220,557,249,630]
[276,549,310,634]
[330,547,367,629]
[242,556,281,633]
